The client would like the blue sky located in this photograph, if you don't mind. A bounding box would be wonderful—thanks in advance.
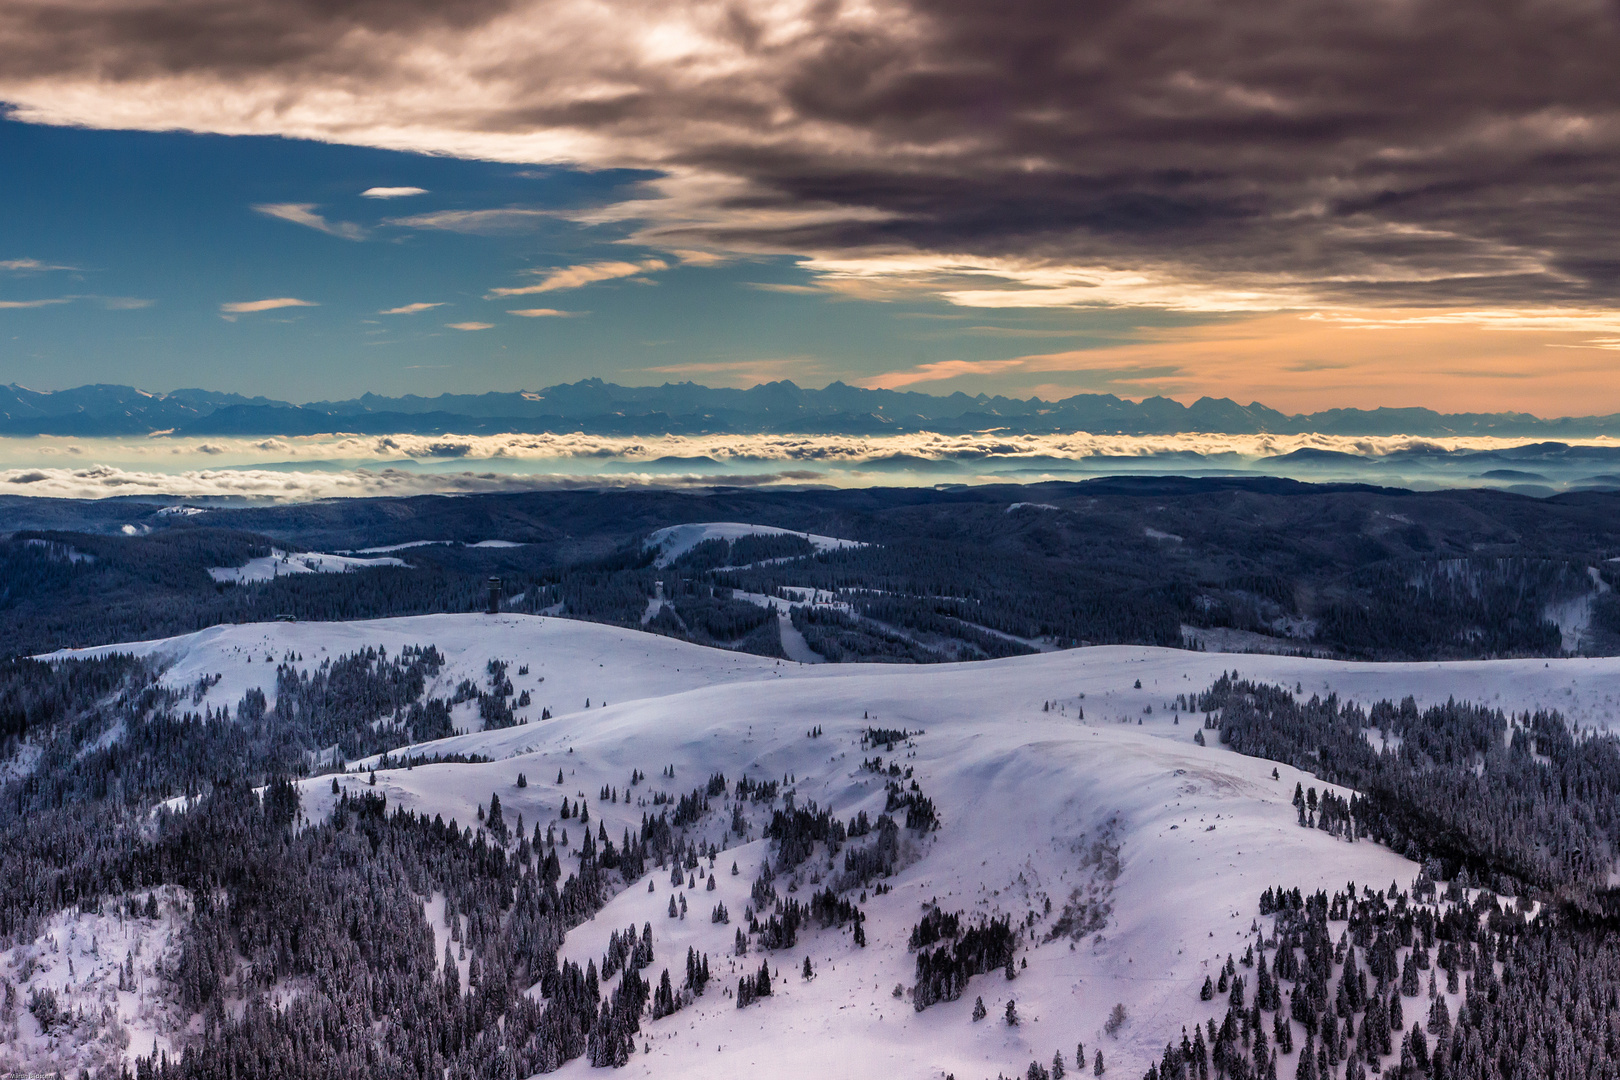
[0,117,1158,402]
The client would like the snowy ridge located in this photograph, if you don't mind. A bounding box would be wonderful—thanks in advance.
[30,618,1620,1078]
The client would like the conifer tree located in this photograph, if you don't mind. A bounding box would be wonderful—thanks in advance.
[1273,1009,1293,1054]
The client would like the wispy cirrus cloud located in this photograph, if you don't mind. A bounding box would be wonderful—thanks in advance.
[379,302,445,315]
[1,257,77,273]
[385,208,552,234]
[220,298,317,320]
[488,259,666,297]
[0,295,148,311]
[745,283,822,295]
[642,357,837,386]
[863,358,1031,390]
[1310,309,1620,336]
[252,203,366,241]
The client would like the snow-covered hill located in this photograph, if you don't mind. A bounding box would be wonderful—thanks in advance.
[32,617,1620,1078]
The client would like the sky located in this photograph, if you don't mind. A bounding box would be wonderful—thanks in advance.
[2,0,1619,415]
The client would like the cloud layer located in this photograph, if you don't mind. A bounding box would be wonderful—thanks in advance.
[0,463,822,501]
[8,428,1620,499]
[11,428,1611,467]
[2,0,1617,314]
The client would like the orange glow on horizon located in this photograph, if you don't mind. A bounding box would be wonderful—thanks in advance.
[864,310,1620,416]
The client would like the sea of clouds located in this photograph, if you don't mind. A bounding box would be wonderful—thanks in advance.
[2,431,1616,501]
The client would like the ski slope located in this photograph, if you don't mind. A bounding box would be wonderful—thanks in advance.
[35,617,1620,1078]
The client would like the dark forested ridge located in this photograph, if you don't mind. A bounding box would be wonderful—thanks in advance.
[1139,876,1620,1080]
[1198,675,1620,900]
[1120,676,1620,1080]
[9,479,1620,661]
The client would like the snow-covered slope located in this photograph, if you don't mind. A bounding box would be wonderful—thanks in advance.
[47,614,791,731]
[48,617,1620,737]
[645,522,864,567]
[0,887,190,1077]
[345,539,528,554]
[35,618,1620,1078]
[206,548,408,583]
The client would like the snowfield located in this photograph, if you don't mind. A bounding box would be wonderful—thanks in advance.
[30,617,1620,1078]
[0,886,190,1078]
[644,522,864,567]
[345,539,528,554]
[206,548,408,583]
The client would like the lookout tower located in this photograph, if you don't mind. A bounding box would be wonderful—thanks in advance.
[486,577,502,615]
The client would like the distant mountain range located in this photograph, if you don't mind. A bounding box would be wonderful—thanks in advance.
[5,379,1620,438]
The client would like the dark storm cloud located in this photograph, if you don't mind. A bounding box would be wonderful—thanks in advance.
[0,0,517,78]
[2,0,1618,308]
[678,0,1620,305]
